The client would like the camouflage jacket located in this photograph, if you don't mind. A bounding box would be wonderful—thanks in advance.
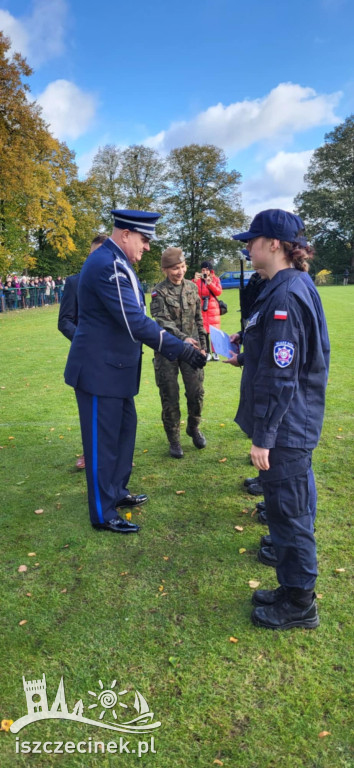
[150,278,206,349]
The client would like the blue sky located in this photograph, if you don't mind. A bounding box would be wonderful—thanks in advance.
[1,0,353,217]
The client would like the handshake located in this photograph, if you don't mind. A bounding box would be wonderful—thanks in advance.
[179,341,207,370]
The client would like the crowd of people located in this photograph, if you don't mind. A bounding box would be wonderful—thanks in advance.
[57,206,330,632]
[0,275,66,311]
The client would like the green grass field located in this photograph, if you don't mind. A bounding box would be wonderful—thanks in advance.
[0,287,353,767]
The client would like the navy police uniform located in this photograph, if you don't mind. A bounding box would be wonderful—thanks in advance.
[235,268,328,591]
[58,274,79,341]
[64,216,190,527]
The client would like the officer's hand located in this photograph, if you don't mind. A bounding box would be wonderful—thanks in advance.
[251,445,270,471]
[223,351,240,366]
[185,336,200,349]
[179,343,207,369]
[229,332,241,344]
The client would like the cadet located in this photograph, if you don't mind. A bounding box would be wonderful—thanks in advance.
[151,247,207,458]
[64,211,206,534]
[233,209,329,629]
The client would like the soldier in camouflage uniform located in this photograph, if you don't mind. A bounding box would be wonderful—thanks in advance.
[151,247,207,458]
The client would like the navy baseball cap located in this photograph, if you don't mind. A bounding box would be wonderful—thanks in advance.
[111,209,161,239]
[232,209,305,243]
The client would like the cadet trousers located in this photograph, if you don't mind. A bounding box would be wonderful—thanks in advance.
[153,355,204,442]
[259,446,317,590]
[76,390,137,525]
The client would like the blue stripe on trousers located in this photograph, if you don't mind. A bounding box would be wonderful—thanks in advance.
[92,395,104,524]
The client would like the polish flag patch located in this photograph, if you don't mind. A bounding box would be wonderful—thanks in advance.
[274,310,288,320]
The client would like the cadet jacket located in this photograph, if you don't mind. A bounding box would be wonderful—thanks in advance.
[235,268,328,450]
[150,278,206,349]
[58,273,79,342]
[64,239,185,398]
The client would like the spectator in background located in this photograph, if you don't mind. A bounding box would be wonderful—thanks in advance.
[343,268,349,286]
[193,261,222,360]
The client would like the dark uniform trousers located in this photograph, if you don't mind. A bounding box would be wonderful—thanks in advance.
[76,390,137,525]
[260,446,317,590]
[153,354,204,442]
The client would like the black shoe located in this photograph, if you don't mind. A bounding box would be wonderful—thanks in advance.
[247,481,263,496]
[93,516,140,534]
[186,426,207,449]
[257,545,278,567]
[260,534,272,547]
[252,585,288,606]
[244,476,260,488]
[257,509,268,525]
[169,441,184,459]
[116,494,148,508]
[251,596,319,630]
[256,501,266,511]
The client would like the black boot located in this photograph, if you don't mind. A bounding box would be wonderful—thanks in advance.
[260,534,272,547]
[251,592,319,630]
[252,585,288,606]
[257,545,278,567]
[169,441,184,459]
[186,425,206,449]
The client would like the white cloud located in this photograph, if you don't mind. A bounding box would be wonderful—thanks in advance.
[0,0,68,67]
[36,80,97,140]
[145,83,341,155]
[241,149,314,218]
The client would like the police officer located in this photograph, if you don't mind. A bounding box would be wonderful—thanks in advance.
[233,209,329,629]
[58,234,108,469]
[150,247,207,458]
[64,210,206,534]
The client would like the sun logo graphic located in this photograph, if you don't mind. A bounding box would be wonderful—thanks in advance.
[10,674,161,734]
[87,680,128,721]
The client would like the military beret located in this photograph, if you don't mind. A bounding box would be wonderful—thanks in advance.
[161,247,185,269]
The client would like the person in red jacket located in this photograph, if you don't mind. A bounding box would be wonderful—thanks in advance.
[193,261,222,360]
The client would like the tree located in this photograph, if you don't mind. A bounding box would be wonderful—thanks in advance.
[120,145,167,209]
[64,177,104,273]
[295,115,354,276]
[166,144,245,275]
[87,145,123,231]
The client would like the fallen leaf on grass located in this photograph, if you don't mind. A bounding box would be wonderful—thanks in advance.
[239,548,246,554]
[335,436,343,440]
[317,593,323,599]
[168,656,179,667]
[63,544,69,548]
[250,508,257,517]
[27,553,36,557]
[142,449,148,453]
[335,568,345,573]
[8,436,15,440]
[249,580,260,589]
[60,588,67,594]
[34,563,40,567]
[218,458,227,463]
[19,620,27,626]
[242,508,249,514]
[318,731,331,738]
[125,512,132,521]
[176,490,185,495]
[59,435,64,439]
[229,636,238,643]
[163,556,169,561]
[0,386,5,390]
[26,593,32,597]
[213,761,224,766]
[0,720,13,732]
[18,565,27,573]
[50,428,55,432]
[120,571,129,576]
[219,423,225,427]
[234,525,244,532]
[158,585,164,592]
[34,509,44,515]
[56,503,61,509]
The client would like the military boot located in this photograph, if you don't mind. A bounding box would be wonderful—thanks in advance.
[169,441,184,459]
[186,425,206,449]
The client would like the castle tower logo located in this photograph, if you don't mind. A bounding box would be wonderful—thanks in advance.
[10,675,161,735]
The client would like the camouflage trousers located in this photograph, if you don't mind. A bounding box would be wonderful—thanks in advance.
[153,354,204,443]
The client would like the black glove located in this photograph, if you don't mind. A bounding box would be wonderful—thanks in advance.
[179,343,207,370]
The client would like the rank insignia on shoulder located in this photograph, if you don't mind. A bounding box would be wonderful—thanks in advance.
[273,341,295,368]
[109,271,127,281]
[274,310,287,320]
[245,311,259,330]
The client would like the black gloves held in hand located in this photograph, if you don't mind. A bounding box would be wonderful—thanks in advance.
[179,343,206,369]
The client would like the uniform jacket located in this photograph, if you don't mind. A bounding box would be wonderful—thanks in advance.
[58,273,80,341]
[64,239,185,398]
[236,268,328,450]
[150,278,206,349]
[193,272,222,332]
